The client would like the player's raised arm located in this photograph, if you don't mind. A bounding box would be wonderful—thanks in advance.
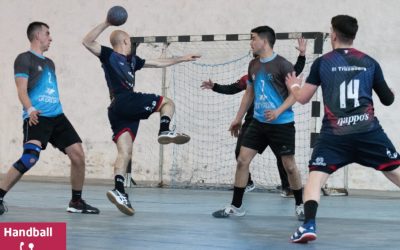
[294,38,307,76]
[144,54,201,68]
[82,21,111,56]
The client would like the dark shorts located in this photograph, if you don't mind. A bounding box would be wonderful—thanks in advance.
[241,119,295,155]
[108,92,163,142]
[23,114,82,153]
[309,128,400,174]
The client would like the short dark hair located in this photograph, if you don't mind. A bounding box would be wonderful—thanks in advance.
[251,26,276,48]
[331,15,358,44]
[27,22,49,41]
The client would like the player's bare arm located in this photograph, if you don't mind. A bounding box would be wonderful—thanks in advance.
[144,54,201,68]
[82,21,111,56]
[15,77,40,126]
[229,85,254,137]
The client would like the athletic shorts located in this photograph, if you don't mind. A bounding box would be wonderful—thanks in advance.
[241,119,295,155]
[108,92,163,142]
[23,113,82,153]
[309,128,400,174]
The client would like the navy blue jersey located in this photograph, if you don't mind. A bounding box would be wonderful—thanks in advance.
[14,51,63,119]
[307,48,384,135]
[98,46,145,98]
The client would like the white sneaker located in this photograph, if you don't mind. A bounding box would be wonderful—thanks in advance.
[245,182,255,193]
[158,130,190,144]
[295,204,305,221]
[212,204,246,218]
[106,189,135,216]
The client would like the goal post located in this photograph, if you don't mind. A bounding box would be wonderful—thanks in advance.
[125,31,347,193]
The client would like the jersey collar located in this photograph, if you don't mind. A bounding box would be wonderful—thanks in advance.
[259,52,277,63]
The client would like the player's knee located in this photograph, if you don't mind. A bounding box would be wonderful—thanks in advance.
[284,166,296,175]
[68,146,85,167]
[236,156,250,169]
[71,153,85,168]
[162,96,173,104]
[161,96,175,108]
[13,143,41,174]
[118,148,132,162]
[282,156,297,174]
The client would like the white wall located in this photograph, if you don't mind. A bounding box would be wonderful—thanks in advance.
[0,0,399,190]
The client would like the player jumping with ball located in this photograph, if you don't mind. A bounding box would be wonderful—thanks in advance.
[82,7,200,216]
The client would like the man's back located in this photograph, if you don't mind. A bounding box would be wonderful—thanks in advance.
[308,48,383,135]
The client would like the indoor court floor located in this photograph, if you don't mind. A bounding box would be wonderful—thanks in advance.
[0,181,399,250]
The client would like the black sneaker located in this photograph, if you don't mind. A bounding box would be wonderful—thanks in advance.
[212,204,246,218]
[0,199,8,215]
[67,199,100,214]
[106,189,135,216]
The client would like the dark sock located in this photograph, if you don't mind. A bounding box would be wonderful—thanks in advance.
[292,188,303,205]
[159,116,171,133]
[0,188,7,200]
[247,173,253,185]
[231,186,245,208]
[115,175,125,194]
[72,190,82,202]
[304,200,318,224]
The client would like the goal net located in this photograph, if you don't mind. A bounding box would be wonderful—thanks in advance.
[128,32,346,192]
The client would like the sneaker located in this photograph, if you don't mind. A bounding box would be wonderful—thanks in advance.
[0,199,8,215]
[106,189,135,216]
[281,188,294,198]
[212,204,246,218]
[291,221,317,243]
[295,204,305,221]
[245,182,255,193]
[158,130,190,145]
[67,199,100,214]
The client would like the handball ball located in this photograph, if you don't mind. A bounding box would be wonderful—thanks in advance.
[107,6,128,26]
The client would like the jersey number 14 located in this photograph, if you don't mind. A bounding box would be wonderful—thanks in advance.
[339,79,360,109]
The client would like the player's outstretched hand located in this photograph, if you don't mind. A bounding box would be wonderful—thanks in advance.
[181,54,201,62]
[296,37,307,56]
[229,119,242,137]
[285,71,303,90]
[265,110,279,121]
[201,79,214,90]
